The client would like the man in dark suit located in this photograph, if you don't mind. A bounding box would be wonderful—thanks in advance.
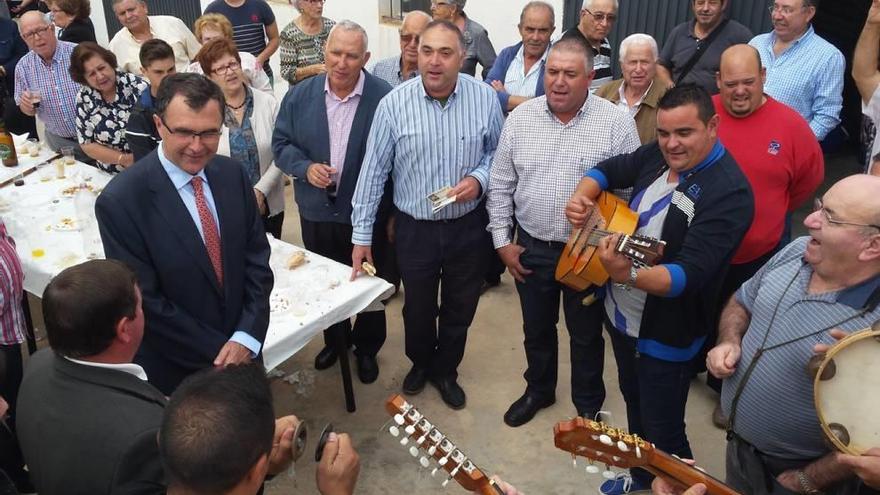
[96,73,274,395]
[272,20,392,383]
[16,260,167,494]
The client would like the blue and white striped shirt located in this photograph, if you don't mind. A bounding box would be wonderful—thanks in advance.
[722,237,880,459]
[351,74,504,246]
[749,26,844,140]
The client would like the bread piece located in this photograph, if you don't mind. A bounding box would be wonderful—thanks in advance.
[286,251,306,269]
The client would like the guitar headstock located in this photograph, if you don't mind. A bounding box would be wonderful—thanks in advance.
[616,234,666,268]
[385,394,500,494]
[554,417,655,472]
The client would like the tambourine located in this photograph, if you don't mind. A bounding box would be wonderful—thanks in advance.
[810,324,880,455]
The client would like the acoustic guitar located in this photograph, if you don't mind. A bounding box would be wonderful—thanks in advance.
[554,417,741,495]
[556,191,666,292]
[385,394,506,494]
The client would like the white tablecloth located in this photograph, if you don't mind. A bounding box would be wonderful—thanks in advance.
[0,161,392,371]
[0,145,62,186]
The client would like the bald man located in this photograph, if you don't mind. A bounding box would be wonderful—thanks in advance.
[707,174,880,494]
[702,44,824,416]
[370,10,431,87]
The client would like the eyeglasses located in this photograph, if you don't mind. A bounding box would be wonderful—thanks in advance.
[813,198,880,231]
[768,3,807,16]
[211,61,241,75]
[583,8,617,23]
[21,25,54,41]
[158,115,222,142]
[399,33,420,45]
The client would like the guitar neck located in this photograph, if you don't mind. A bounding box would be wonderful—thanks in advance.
[646,450,741,495]
[478,480,505,495]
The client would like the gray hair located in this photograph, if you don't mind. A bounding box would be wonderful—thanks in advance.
[582,0,618,10]
[327,19,369,51]
[618,33,658,62]
[448,0,466,8]
[111,0,144,7]
[549,37,594,73]
[520,1,555,25]
[402,9,431,25]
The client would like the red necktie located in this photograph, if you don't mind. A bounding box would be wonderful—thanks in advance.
[190,176,223,286]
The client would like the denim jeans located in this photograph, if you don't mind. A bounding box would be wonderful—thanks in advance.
[514,228,606,416]
[608,326,695,486]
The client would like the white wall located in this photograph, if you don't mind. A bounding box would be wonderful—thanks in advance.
[90,0,567,85]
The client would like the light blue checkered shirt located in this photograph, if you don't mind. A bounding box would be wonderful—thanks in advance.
[351,74,504,246]
[749,26,844,140]
[369,56,412,88]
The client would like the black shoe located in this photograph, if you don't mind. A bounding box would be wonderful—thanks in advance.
[431,376,466,410]
[355,354,379,384]
[503,393,555,427]
[314,345,338,370]
[402,366,428,395]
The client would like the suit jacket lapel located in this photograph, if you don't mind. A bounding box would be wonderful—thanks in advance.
[147,157,223,295]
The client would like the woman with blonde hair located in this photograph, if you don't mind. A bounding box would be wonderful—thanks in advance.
[188,13,271,94]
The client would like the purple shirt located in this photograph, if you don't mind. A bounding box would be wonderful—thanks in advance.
[14,41,80,138]
[324,71,365,183]
[0,221,26,346]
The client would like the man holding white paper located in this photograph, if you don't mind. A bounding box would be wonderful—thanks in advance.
[351,20,504,410]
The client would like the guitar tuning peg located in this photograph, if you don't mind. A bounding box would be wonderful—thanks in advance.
[442,475,452,488]
[571,456,577,468]
[586,464,600,474]
[427,445,437,456]
[599,434,613,446]
[400,437,410,446]
[602,469,616,480]
[617,440,629,452]
[635,444,642,459]
[450,465,461,477]
[393,414,405,425]
[389,426,400,437]
[405,425,416,435]
[409,446,419,457]
[438,455,449,466]
[431,467,439,477]
[419,456,431,468]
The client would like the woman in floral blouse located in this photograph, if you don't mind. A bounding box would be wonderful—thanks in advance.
[279,0,334,85]
[70,42,147,173]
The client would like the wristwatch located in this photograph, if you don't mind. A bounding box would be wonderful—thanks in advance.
[796,470,822,494]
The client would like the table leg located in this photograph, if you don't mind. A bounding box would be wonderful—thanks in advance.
[334,326,356,412]
[21,295,37,355]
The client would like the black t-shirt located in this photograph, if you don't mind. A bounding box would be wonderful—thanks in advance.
[204,0,276,77]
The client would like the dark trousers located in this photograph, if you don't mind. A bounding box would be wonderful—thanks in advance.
[262,212,283,240]
[394,207,488,379]
[514,228,605,416]
[608,327,694,487]
[0,344,21,429]
[299,217,387,357]
[705,249,777,392]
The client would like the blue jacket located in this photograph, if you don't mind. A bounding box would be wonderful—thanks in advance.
[272,71,392,225]
[484,42,546,111]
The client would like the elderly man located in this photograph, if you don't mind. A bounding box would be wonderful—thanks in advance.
[161,364,360,495]
[706,44,823,409]
[657,0,752,93]
[485,1,555,113]
[853,0,880,176]
[13,11,89,162]
[108,0,201,73]
[96,73,274,395]
[595,33,668,144]
[560,0,617,91]
[351,20,503,410]
[750,0,844,141]
[566,84,754,495]
[370,10,431,87]
[272,21,392,383]
[708,174,880,495]
[487,37,640,427]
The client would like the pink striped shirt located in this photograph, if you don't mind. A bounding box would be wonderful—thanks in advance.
[0,221,26,346]
[324,71,365,184]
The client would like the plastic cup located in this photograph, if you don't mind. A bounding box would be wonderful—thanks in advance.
[36,162,52,182]
[53,159,65,179]
[26,138,40,157]
[61,146,75,165]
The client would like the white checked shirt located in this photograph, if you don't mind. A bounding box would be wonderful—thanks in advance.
[486,95,641,248]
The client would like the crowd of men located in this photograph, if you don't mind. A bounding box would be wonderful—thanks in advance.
[1,0,880,493]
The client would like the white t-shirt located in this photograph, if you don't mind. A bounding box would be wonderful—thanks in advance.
[862,85,880,173]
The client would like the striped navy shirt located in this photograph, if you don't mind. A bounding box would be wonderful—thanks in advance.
[351,74,504,246]
[722,237,880,459]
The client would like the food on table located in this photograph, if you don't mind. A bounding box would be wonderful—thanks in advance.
[286,251,306,269]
